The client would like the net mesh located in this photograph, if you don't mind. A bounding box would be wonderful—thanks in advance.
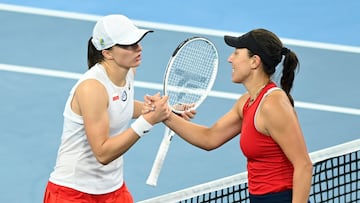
[139,139,360,203]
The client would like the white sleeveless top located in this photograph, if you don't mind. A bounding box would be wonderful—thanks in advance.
[49,64,134,194]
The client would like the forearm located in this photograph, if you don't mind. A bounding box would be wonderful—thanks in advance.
[164,113,214,150]
[292,162,313,203]
[88,94,169,165]
[94,128,140,165]
[133,100,143,118]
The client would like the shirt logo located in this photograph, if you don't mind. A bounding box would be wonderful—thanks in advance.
[112,93,119,101]
[121,91,127,101]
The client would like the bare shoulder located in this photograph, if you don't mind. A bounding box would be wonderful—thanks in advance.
[261,89,292,112]
[257,89,297,135]
[233,92,250,118]
[74,79,109,111]
[77,79,107,96]
[259,88,295,124]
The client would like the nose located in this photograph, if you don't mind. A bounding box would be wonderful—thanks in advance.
[227,54,232,63]
[136,43,142,51]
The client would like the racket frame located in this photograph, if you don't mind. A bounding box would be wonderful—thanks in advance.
[163,37,219,114]
[146,36,219,186]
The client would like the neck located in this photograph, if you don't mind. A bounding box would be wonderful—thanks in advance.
[248,80,271,102]
[101,61,128,87]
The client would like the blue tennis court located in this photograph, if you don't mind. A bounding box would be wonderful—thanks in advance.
[0,1,359,202]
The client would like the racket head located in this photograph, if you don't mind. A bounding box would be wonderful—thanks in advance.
[163,37,219,114]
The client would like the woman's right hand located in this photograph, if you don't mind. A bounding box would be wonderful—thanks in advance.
[143,93,171,124]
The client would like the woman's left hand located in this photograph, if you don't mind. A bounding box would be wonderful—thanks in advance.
[143,94,197,121]
[177,109,196,121]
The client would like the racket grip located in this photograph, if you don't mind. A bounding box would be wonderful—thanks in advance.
[146,128,172,186]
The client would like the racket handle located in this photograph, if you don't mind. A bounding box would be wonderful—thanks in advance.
[146,127,173,186]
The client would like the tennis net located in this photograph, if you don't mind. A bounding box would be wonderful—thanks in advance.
[138,139,360,203]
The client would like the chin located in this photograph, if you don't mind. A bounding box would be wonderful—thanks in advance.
[133,61,141,67]
[232,78,241,84]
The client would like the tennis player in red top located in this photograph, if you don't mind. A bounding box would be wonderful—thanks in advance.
[148,28,312,203]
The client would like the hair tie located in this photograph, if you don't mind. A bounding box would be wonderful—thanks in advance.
[281,47,291,56]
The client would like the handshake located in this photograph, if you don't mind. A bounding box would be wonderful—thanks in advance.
[141,92,196,125]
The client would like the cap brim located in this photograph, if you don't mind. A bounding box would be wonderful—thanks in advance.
[224,35,238,48]
[121,29,154,46]
[134,30,154,45]
[224,35,245,48]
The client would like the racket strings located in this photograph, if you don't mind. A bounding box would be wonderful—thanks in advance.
[166,40,218,108]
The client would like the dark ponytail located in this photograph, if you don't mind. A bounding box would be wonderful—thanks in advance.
[87,37,104,69]
[251,29,299,107]
[280,49,299,106]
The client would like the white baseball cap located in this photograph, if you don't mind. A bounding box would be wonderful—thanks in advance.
[91,14,153,50]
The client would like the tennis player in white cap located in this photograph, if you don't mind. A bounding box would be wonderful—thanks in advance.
[43,14,190,203]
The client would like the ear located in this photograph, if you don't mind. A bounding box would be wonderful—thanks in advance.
[250,55,262,69]
[102,49,113,60]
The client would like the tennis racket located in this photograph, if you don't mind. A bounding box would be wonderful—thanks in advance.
[146,36,219,186]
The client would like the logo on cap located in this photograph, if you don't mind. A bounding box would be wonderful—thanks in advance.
[100,38,105,47]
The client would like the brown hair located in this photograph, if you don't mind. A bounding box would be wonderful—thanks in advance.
[249,29,299,106]
[87,37,104,69]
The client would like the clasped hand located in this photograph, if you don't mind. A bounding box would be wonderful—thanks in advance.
[143,93,196,121]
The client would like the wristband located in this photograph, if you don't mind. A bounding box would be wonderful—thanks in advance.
[131,115,153,138]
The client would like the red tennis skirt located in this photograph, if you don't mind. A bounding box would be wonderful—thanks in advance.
[43,181,133,203]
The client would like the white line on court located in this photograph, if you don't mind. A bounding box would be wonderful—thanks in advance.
[1,3,360,54]
[1,63,360,116]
